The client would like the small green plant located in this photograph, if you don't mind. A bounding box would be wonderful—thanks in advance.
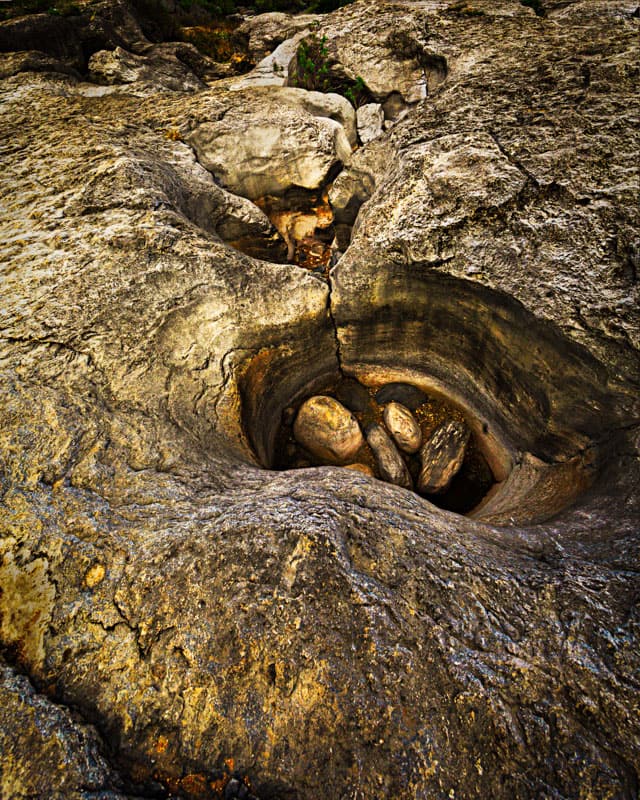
[345,75,367,108]
[293,35,370,109]
[294,33,331,91]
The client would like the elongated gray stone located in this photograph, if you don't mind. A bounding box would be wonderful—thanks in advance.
[366,423,413,489]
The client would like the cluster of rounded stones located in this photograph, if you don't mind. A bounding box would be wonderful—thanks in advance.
[288,381,472,497]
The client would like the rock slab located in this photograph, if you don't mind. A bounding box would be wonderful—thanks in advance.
[356,102,384,144]
[418,420,470,494]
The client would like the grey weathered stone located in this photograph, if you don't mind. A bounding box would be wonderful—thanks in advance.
[88,45,205,94]
[356,102,384,144]
[0,1,639,799]
[418,420,470,494]
[366,423,413,489]
[187,86,352,199]
[230,30,306,89]
[237,11,323,63]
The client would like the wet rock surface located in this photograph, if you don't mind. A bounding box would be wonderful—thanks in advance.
[1,1,639,798]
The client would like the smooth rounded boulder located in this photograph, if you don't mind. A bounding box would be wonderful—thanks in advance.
[293,395,365,464]
[383,401,422,453]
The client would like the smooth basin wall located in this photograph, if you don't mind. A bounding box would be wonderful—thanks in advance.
[239,339,340,469]
[334,267,613,461]
[333,266,617,523]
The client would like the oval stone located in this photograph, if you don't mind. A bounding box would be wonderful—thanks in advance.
[293,395,364,464]
[383,401,422,453]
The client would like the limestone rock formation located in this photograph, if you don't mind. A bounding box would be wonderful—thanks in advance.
[187,87,353,198]
[0,0,639,798]
[356,101,384,144]
[0,658,128,799]
[237,12,323,63]
[89,45,205,93]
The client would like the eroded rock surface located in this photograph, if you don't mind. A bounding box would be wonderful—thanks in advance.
[356,101,384,143]
[1,1,639,799]
[237,11,323,63]
[0,658,127,799]
[88,45,205,93]
[187,87,352,198]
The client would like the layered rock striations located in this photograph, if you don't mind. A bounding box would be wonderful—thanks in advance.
[0,1,639,799]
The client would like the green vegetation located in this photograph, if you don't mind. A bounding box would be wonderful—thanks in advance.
[294,33,331,91]
[344,75,367,108]
[0,0,81,19]
[292,33,369,108]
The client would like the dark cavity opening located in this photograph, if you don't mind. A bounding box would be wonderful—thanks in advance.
[226,178,345,280]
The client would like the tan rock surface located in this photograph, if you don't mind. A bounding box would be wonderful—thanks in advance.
[0,1,639,798]
[187,87,353,198]
[382,401,422,453]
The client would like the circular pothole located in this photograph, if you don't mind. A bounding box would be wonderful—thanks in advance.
[272,377,497,516]
[236,272,611,527]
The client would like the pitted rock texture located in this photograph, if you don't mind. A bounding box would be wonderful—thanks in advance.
[1,1,639,799]
[88,45,205,93]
